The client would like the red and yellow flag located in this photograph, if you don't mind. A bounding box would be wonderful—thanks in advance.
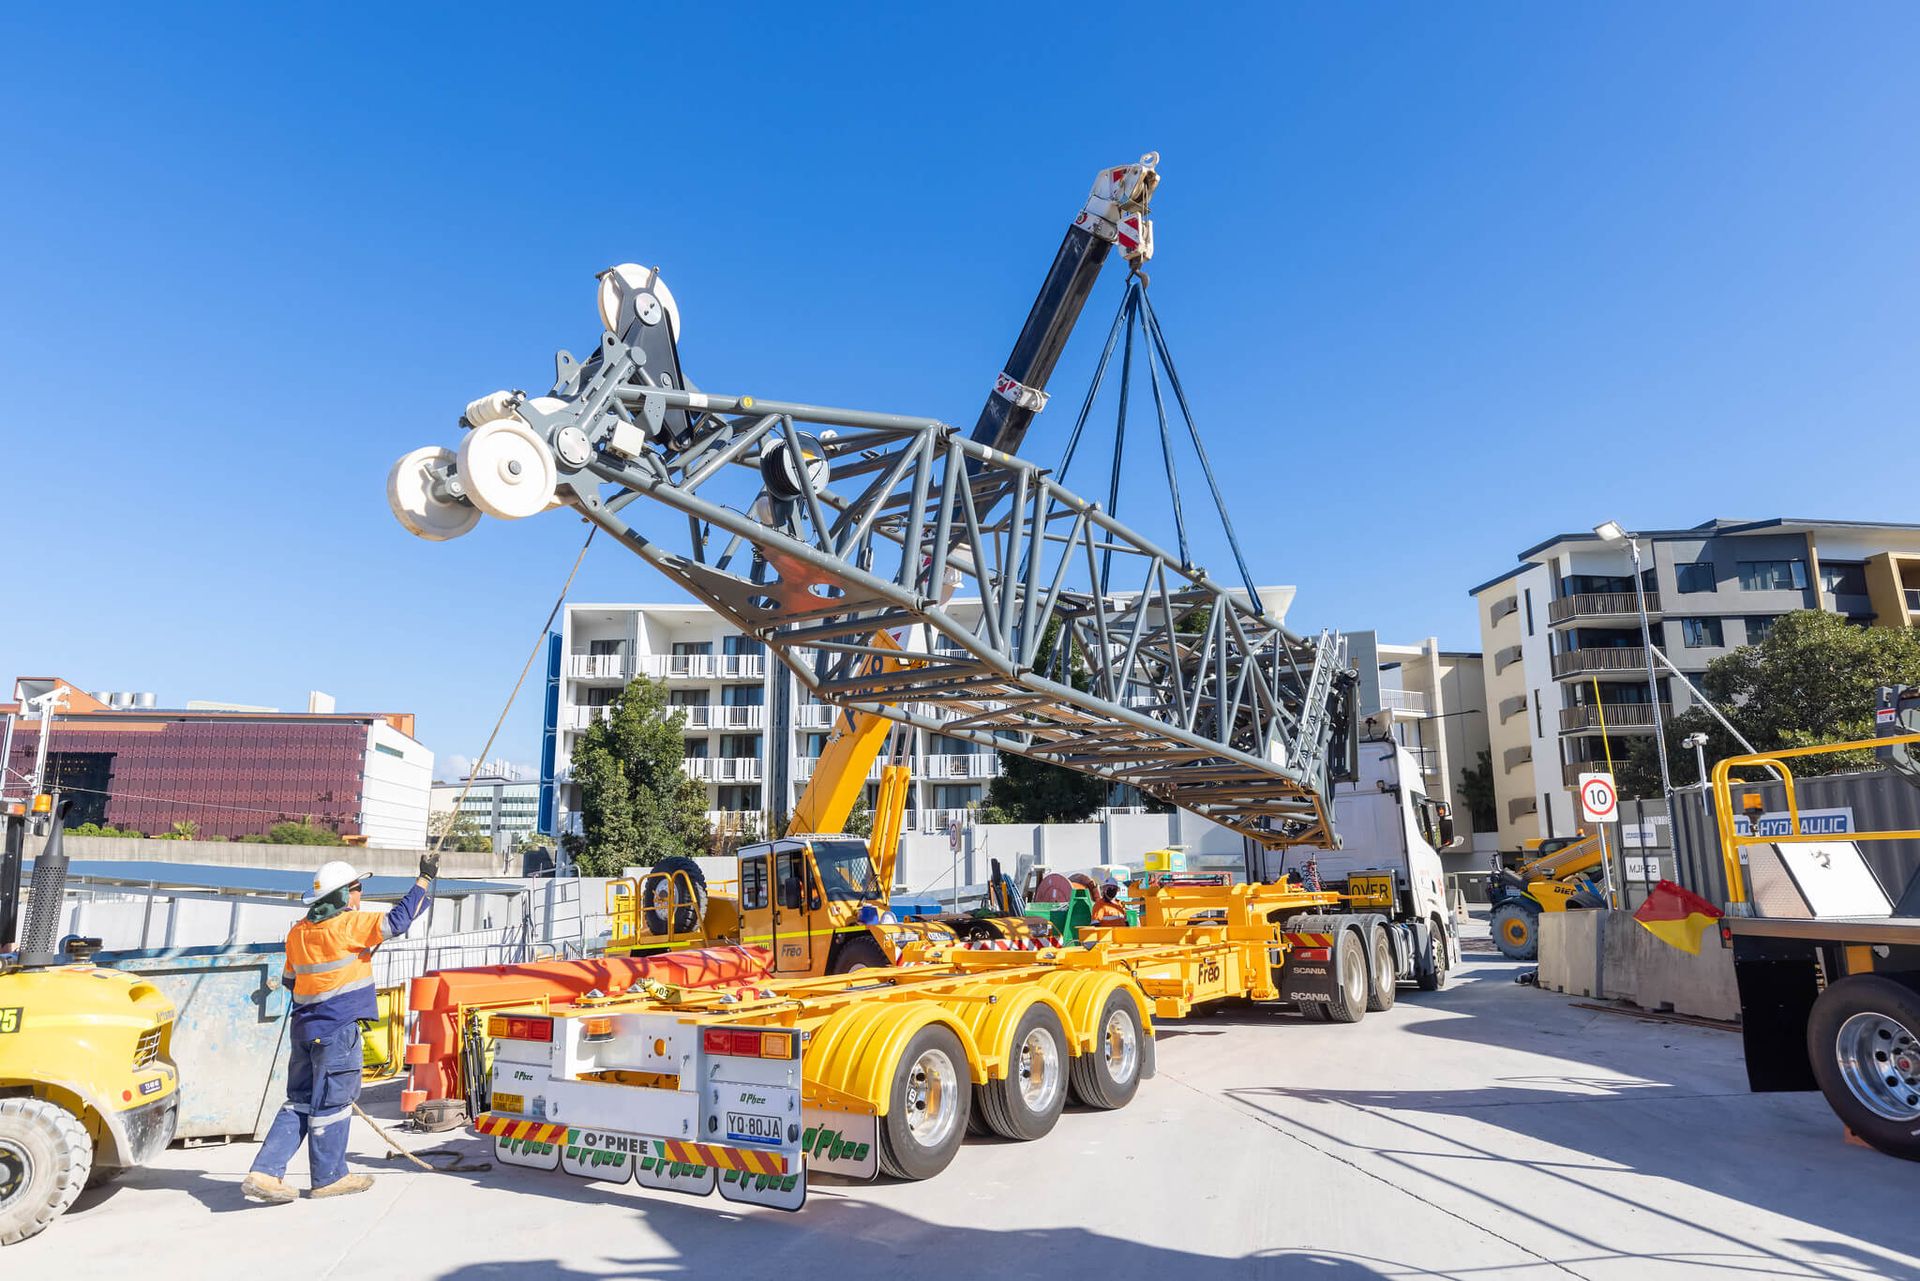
[1633,880,1723,955]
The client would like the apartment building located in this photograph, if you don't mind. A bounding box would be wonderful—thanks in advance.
[429,766,540,853]
[540,589,1297,840]
[1348,633,1492,859]
[1470,517,1920,848]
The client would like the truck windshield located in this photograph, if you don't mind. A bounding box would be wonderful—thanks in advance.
[810,839,881,901]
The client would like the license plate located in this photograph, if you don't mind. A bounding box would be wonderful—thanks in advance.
[492,1092,525,1115]
[726,1111,783,1146]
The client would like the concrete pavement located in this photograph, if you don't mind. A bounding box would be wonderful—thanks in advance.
[16,923,1920,1279]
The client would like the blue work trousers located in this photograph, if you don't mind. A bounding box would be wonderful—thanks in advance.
[251,1022,362,1187]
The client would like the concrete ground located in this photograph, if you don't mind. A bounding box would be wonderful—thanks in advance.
[18,919,1920,1280]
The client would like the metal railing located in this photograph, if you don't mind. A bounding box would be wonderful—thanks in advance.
[567,653,627,680]
[1559,702,1669,731]
[636,654,768,680]
[921,752,1002,780]
[1377,688,1429,714]
[1551,647,1647,678]
[672,704,764,730]
[921,807,975,833]
[1549,592,1661,625]
[683,756,762,782]
[795,704,840,729]
[566,705,616,730]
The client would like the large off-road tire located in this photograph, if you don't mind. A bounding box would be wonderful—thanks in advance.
[830,934,890,975]
[1807,975,1920,1161]
[0,1097,94,1246]
[1321,928,1370,1025]
[1068,989,1145,1110]
[1490,902,1538,961]
[1365,923,1397,1013]
[640,855,707,936]
[976,1004,1070,1141]
[876,1024,972,1181]
[1416,919,1450,992]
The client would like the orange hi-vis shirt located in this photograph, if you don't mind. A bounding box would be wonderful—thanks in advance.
[282,884,426,1040]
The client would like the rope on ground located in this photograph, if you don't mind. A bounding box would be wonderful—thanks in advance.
[351,1101,493,1173]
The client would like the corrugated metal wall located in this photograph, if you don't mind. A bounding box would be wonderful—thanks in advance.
[1670,767,1920,910]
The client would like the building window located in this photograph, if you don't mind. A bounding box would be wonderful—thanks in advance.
[1524,587,1534,637]
[683,739,709,759]
[1737,560,1807,592]
[722,684,765,707]
[723,635,764,657]
[721,734,762,759]
[668,690,709,706]
[588,639,621,656]
[1820,562,1868,596]
[374,743,404,759]
[1681,618,1724,648]
[1533,691,1543,738]
[1675,562,1715,593]
[1745,615,1780,644]
[671,641,713,656]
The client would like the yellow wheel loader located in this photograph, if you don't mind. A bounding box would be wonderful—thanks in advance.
[1486,831,1609,961]
[0,801,179,1246]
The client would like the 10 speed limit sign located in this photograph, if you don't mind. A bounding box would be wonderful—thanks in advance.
[1578,772,1618,823]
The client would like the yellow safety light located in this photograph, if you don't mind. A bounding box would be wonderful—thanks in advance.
[1740,793,1765,814]
[31,794,52,815]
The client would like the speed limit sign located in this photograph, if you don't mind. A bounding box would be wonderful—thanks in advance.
[1578,772,1618,823]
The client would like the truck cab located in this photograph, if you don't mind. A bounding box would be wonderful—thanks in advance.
[1253,738,1460,981]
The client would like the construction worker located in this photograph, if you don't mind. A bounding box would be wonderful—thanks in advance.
[241,853,436,1203]
[1090,881,1128,925]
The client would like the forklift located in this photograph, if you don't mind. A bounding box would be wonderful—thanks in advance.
[0,797,180,1245]
[1485,831,1609,960]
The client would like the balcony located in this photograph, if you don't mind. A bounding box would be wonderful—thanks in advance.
[567,654,627,681]
[922,753,1003,781]
[1561,760,1619,787]
[1549,592,1661,626]
[683,757,761,783]
[921,807,975,834]
[1551,647,1647,679]
[1559,702,1670,732]
[706,809,768,832]
[636,654,768,681]
[566,705,615,730]
[795,704,840,730]
[672,704,764,731]
[1377,688,1429,714]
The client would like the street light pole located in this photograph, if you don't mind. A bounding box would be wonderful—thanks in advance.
[1594,522,1677,878]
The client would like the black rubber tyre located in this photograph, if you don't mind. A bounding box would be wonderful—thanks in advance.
[640,855,708,936]
[830,934,890,975]
[0,1098,93,1246]
[84,1163,127,1192]
[1298,1001,1327,1022]
[1365,923,1397,1013]
[1806,975,1920,1161]
[977,1004,1070,1142]
[876,1024,972,1181]
[1490,902,1538,961]
[1321,928,1369,1025]
[1068,989,1145,1110]
[1416,919,1449,992]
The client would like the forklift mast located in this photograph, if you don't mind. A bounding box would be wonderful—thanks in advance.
[1,810,22,952]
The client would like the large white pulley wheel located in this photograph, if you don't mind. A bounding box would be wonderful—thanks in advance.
[388,446,479,541]
[597,262,682,340]
[458,418,558,520]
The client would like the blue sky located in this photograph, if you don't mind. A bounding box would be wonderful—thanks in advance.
[4,5,1916,775]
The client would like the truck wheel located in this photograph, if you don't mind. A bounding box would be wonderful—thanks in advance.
[1365,924,1397,1013]
[640,856,707,936]
[1069,989,1145,1110]
[876,1024,972,1181]
[830,935,890,974]
[1321,928,1370,1025]
[1807,975,1920,1160]
[977,1005,1069,1141]
[1490,903,1538,961]
[1416,920,1449,992]
[0,1098,94,1246]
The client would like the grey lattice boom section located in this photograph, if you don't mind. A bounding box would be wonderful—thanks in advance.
[437,325,1355,846]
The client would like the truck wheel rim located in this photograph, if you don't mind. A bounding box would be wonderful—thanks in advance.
[904,1048,960,1147]
[1346,949,1367,1006]
[1836,1011,1920,1122]
[1017,1026,1062,1112]
[1501,916,1529,947]
[0,1139,28,1207]
[1103,1010,1138,1082]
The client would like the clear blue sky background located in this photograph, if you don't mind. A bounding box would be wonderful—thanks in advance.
[4,5,1916,776]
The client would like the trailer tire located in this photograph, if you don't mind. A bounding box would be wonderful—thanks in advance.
[0,1097,93,1246]
[1321,927,1369,1025]
[1806,975,1920,1161]
[1490,902,1538,961]
[1415,919,1449,992]
[1365,923,1397,1013]
[876,1024,972,1181]
[1069,989,1145,1110]
[640,856,707,936]
[831,935,890,974]
[976,1004,1070,1141]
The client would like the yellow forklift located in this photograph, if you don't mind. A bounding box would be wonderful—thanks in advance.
[1486,831,1609,960]
[1,797,180,1245]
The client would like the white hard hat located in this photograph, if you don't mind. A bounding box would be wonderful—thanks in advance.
[306,860,361,903]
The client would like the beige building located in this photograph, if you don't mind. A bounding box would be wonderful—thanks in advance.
[1348,633,1493,864]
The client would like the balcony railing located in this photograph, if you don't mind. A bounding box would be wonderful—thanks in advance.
[795,704,840,730]
[1551,647,1647,678]
[1377,688,1429,714]
[1548,592,1661,625]
[706,809,768,832]
[567,654,627,680]
[921,807,975,834]
[922,753,1003,780]
[1558,702,1670,732]
[683,757,761,783]
[566,705,615,730]
[671,704,764,730]
[636,654,768,681]
[1562,760,1619,787]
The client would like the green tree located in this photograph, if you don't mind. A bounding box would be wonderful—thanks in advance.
[842,793,874,838]
[156,820,200,841]
[982,618,1107,823]
[569,676,711,876]
[1458,749,1497,833]
[428,809,493,853]
[257,818,346,846]
[1612,610,1920,796]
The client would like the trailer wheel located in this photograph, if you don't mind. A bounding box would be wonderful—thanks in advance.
[1415,920,1449,992]
[1321,928,1369,1025]
[876,1024,972,1181]
[1069,989,1145,1110]
[1489,903,1538,961]
[640,856,707,936]
[0,1097,93,1246]
[1807,975,1920,1161]
[1365,924,1397,1013]
[977,1004,1070,1141]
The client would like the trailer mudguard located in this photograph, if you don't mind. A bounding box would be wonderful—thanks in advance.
[1036,971,1154,1055]
[936,983,1074,1080]
[804,1001,985,1117]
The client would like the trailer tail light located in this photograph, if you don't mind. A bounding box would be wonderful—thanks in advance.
[487,1014,554,1042]
[1719,922,1734,950]
[582,1016,615,1042]
[1291,947,1331,964]
[702,1027,798,1060]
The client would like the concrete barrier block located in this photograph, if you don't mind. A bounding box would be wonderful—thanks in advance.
[1537,911,1603,998]
[1598,909,1739,1022]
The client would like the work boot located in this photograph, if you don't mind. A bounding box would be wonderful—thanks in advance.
[310,1173,374,1199]
[241,1173,297,1205]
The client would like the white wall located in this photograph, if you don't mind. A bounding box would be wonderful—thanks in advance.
[893,810,1251,900]
[362,720,433,847]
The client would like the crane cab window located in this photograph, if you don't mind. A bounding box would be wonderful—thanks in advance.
[740,852,770,911]
[776,848,815,910]
[810,838,881,901]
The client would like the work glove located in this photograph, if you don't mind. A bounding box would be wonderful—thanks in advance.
[419,852,441,881]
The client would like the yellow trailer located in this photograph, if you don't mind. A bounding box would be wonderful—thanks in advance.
[473,879,1400,1210]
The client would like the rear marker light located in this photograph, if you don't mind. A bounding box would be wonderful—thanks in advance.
[702,1027,798,1060]
[487,1014,555,1042]
[1292,947,1331,964]
[582,1016,615,1042]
